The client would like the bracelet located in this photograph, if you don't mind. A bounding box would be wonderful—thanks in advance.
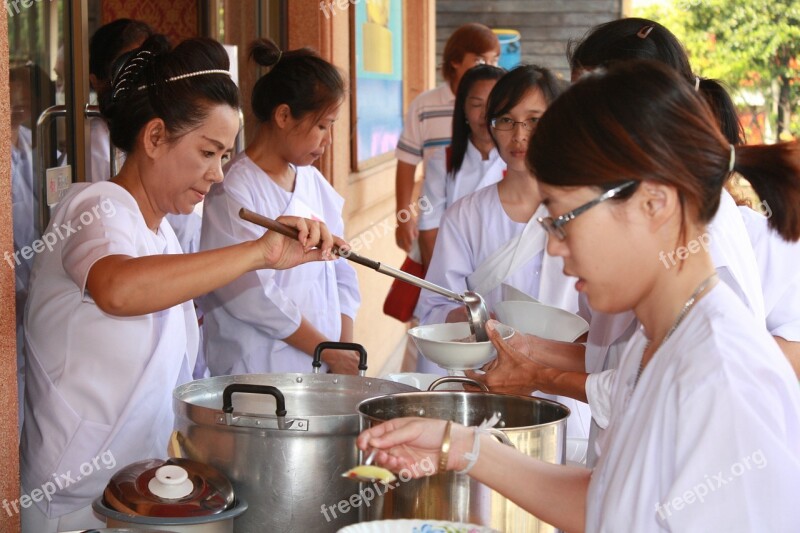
[455,412,502,475]
[438,420,452,473]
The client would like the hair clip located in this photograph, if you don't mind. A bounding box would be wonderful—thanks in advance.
[694,76,701,91]
[637,25,655,39]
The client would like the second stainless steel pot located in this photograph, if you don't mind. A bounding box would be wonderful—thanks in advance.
[357,378,570,533]
[172,343,418,533]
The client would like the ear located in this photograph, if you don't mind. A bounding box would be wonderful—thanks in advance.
[636,180,680,231]
[141,118,168,159]
[272,104,292,129]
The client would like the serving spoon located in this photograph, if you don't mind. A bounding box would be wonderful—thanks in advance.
[239,208,490,341]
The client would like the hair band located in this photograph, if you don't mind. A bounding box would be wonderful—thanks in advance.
[134,69,231,92]
[694,76,701,92]
[275,49,283,64]
[166,69,231,83]
[728,144,736,172]
[637,25,655,39]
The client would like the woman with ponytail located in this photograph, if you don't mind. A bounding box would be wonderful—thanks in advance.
[469,17,800,469]
[417,64,506,268]
[20,37,340,532]
[357,60,800,533]
[200,39,361,376]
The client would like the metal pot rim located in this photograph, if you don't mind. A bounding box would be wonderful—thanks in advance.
[357,390,571,430]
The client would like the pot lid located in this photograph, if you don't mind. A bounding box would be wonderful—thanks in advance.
[103,458,234,517]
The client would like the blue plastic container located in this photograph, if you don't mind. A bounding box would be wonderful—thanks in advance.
[493,29,521,70]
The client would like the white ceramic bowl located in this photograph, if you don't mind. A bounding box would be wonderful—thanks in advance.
[493,301,589,342]
[338,519,499,532]
[408,322,515,371]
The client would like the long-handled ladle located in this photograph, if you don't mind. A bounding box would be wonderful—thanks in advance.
[239,208,490,341]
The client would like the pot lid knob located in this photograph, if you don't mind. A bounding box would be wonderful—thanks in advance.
[147,465,193,500]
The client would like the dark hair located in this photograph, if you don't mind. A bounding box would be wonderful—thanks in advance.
[102,36,240,153]
[529,60,800,241]
[568,17,744,145]
[89,19,159,81]
[249,38,345,124]
[448,64,505,177]
[442,23,501,81]
[485,65,565,143]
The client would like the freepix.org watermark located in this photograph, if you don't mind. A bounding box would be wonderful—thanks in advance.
[658,199,772,269]
[655,449,767,521]
[343,196,433,255]
[321,456,435,522]
[2,450,117,517]
[5,0,54,18]
[4,198,117,269]
[319,0,375,19]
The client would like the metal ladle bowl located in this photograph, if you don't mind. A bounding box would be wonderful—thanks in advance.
[462,290,490,342]
[238,209,491,341]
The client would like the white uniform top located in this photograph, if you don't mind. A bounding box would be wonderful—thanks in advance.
[395,83,455,168]
[12,125,35,429]
[199,153,361,375]
[583,190,800,463]
[21,181,198,518]
[586,283,800,532]
[418,140,505,231]
[417,184,577,327]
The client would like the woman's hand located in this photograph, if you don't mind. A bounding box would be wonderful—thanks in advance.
[322,348,361,375]
[465,320,546,395]
[256,215,347,270]
[357,417,473,475]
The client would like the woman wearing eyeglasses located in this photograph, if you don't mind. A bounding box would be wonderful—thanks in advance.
[358,61,800,532]
[414,66,591,439]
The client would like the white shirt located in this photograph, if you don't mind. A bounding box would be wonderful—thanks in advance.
[586,283,800,532]
[395,83,456,168]
[417,185,576,326]
[21,182,198,518]
[583,191,800,456]
[418,140,505,231]
[199,154,361,375]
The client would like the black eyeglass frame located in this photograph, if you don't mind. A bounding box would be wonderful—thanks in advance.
[490,117,538,131]
[537,180,639,240]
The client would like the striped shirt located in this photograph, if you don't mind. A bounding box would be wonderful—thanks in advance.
[395,83,456,169]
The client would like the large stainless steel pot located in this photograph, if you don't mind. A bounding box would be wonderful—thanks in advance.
[357,377,570,533]
[172,343,418,533]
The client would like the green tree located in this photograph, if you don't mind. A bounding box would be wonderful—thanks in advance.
[636,0,800,141]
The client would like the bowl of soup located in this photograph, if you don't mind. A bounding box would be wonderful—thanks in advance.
[408,322,515,371]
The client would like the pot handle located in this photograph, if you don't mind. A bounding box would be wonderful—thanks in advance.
[428,376,489,392]
[222,384,288,430]
[312,342,368,376]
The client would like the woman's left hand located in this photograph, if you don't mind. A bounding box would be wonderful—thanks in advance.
[465,320,546,395]
[256,215,348,270]
[357,417,472,475]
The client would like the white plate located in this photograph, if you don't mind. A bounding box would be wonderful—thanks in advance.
[338,519,500,532]
[408,322,515,371]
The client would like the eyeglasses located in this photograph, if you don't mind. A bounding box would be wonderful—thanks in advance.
[490,117,539,131]
[538,181,639,240]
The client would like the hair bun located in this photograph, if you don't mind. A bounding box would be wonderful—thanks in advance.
[249,38,282,68]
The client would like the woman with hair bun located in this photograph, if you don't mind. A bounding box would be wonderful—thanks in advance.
[200,39,362,375]
[20,37,340,532]
[358,60,800,533]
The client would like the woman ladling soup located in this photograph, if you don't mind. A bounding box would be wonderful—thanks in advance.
[357,61,800,532]
[20,37,341,532]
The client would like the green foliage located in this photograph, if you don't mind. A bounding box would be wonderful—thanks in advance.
[634,0,800,139]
